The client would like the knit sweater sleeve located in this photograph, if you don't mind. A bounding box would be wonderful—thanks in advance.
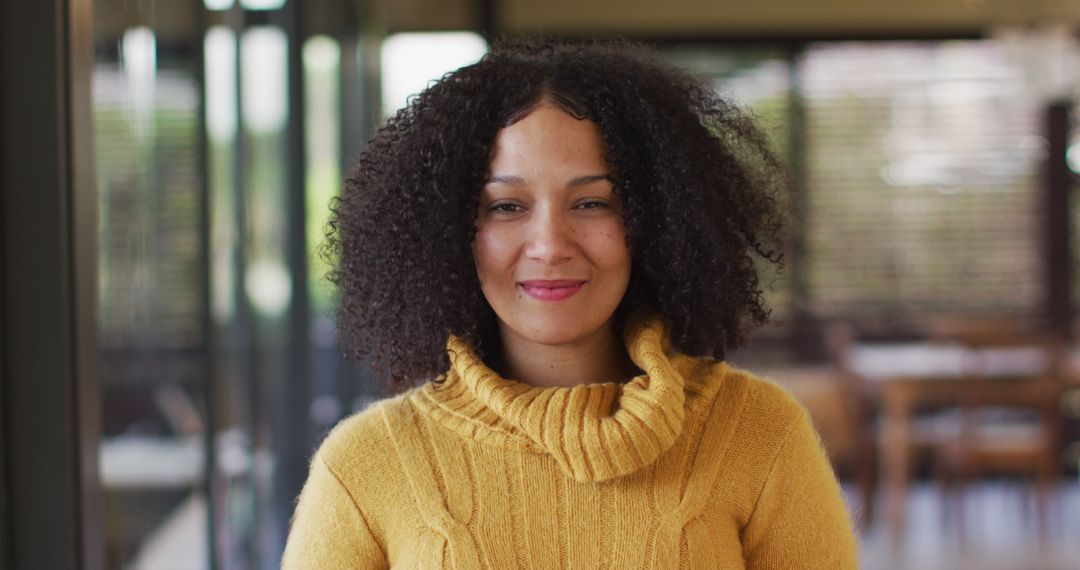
[741,407,858,569]
[281,452,388,570]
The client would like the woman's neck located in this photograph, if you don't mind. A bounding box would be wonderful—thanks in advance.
[496,322,636,388]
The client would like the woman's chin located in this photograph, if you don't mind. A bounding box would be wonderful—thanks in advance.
[502,316,614,348]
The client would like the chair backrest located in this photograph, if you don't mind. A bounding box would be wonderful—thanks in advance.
[929,317,1066,461]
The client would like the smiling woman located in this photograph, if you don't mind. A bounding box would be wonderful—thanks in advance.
[473,105,633,388]
[283,39,857,569]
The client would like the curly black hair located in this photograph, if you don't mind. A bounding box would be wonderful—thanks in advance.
[325,38,786,390]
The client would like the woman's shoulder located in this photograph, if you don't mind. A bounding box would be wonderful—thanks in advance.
[313,389,421,477]
[721,364,808,424]
[688,359,808,429]
[696,364,835,521]
[691,361,816,466]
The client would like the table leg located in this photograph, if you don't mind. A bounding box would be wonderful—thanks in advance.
[881,385,912,546]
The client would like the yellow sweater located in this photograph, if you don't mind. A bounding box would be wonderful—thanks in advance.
[282,320,858,569]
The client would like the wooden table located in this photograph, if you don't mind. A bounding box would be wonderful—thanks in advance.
[847,343,1052,541]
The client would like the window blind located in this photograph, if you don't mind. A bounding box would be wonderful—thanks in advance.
[801,41,1043,322]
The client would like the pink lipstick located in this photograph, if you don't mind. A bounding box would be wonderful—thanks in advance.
[519,280,585,301]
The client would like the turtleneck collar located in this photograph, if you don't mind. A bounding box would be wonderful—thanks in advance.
[410,318,725,483]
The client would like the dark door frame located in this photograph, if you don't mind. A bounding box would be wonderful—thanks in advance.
[0,1,103,569]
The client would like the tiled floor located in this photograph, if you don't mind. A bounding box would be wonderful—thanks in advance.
[855,481,1080,570]
[130,493,207,570]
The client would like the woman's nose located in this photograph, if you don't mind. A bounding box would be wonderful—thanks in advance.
[524,207,575,264]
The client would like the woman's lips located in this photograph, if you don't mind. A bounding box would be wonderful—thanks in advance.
[518,280,585,301]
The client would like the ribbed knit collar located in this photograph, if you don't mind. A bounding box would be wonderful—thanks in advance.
[411,318,723,483]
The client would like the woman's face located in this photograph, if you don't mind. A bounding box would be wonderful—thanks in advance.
[473,104,631,348]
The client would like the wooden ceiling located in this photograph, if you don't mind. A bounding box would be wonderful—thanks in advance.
[91,0,1080,42]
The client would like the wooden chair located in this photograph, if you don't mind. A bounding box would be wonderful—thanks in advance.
[825,322,988,532]
[928,319,1065,539]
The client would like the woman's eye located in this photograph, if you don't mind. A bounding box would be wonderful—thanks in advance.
[575,200,610,210]
[490,202,523,214]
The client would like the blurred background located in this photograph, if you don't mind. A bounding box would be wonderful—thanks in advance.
[4,0,1080,569]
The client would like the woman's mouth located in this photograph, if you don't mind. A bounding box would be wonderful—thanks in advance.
[518,280,586,301]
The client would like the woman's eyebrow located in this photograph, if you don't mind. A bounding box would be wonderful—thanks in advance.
[484,174,526,186]
[484,173,612,187]
[568,173,614,187]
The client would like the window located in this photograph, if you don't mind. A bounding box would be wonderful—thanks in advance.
[802,41,1043,324]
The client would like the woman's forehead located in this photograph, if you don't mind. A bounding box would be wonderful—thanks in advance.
[489,105,609,174]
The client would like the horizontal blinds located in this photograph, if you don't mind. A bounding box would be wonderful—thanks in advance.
[94,65,202,355]
[801,41,1043,321]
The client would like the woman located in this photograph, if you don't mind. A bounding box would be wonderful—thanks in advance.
[283,40,857,569]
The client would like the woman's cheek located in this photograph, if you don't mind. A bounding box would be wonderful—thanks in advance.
[593,222,630,267]
[472,225,514,278]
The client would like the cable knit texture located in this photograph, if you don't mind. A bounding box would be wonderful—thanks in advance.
[282,319,858,569]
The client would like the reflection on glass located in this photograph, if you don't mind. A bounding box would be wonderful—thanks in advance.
[245,259,292,315]
[239,24,292,566]
[206,26,238,323]
[98,1,359,567]
[121,27,157,119]
[204,21,264,570]
[206,27,238,141]
[96,21,206,570]
[380,32,487,117]
[303,35,346,438]
[303,35,341,316]
[240,26,290,319]
[239,0,286,11]
[1068,143,1080,173]
[241,28,289,136]
[204,0,235,11]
